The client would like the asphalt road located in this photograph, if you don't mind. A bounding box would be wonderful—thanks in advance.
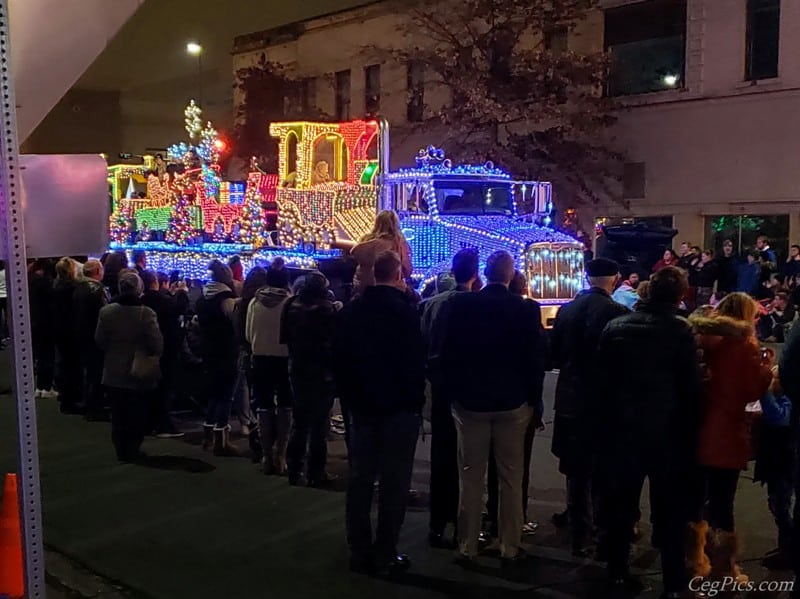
[0,372,794,598]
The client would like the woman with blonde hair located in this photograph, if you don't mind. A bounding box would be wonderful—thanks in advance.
[351,210,412,293]
[52,257,82,413]
[687,292,772,582]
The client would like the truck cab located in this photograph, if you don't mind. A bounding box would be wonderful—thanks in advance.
[382,147,584,324]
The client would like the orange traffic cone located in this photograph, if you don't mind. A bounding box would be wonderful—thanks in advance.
[0,473,24,598]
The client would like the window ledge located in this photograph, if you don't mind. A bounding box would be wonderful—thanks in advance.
[735,77,782,90]
[614,87,694,106]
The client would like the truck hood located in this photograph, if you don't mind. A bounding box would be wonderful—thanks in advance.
[440,215,580,247]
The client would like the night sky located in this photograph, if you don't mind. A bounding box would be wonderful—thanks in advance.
[78,0,376,91]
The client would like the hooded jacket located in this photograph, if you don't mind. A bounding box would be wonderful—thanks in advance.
[195,282,237,364]
[246,285,291,357]
[689,314,773,470]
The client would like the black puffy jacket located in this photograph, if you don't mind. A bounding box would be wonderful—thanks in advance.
[595,302,704,461]
[280,293,337,380]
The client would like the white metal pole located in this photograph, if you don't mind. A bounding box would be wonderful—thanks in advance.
[0,0,47,595]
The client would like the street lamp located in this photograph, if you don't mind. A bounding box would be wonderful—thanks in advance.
[186,41,203,107]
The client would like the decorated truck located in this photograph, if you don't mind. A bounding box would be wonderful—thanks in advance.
[108,108,584,319]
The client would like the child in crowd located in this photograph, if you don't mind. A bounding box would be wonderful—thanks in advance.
[754,364,796,570]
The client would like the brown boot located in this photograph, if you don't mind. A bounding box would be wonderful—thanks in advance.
[708,529,748,584]
[275,407,293,475]
[686,521,711,578]
[213,426,241,458]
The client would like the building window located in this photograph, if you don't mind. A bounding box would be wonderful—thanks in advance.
[364,64,381,117]
[303,78,316,114]
[746,0,780,81]
[605,0,687,96]
[335,70,351,120]
[544,26,568,54]
[705,214,788,259]
[406,60,424,122]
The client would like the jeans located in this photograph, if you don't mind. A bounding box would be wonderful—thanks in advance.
[346,410,420,561]
[82,346,105,415]
[55,337,82,409]
[429,377,458,534]
[694,466,740,532]
[287,376,333,480]
[598,453,690,593]
[203,362,237,428]
[768,471,795,550]
[108,387,149,460]
[453,403,532,558]
[252,356,293,411]
[33,331,55,391]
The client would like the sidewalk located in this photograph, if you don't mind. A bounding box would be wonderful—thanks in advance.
[0,374,790,598]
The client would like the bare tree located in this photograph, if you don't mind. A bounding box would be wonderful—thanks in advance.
[367,0,625,213]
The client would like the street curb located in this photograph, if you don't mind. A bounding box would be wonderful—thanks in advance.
[45,547,151,599]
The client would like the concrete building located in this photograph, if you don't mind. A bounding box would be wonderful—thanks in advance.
[232,0,800,258]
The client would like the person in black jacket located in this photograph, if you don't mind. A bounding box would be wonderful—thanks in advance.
[73,259,109,421]
[441,250,545,565]
[52,257,83,414]
[195,260,239,456]
[549,258,630,556]
[29,259,56,397]
[595,266,703,595]
[716,239,739,299]
[333,250,425,575]
[420,248,480,548]
[141,270,189,437]
[281,271,339,487]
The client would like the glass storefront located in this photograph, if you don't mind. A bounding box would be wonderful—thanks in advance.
[704,214,789,260]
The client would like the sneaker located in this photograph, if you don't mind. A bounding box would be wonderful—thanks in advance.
[155,430,186,439]
[40,389,58,399]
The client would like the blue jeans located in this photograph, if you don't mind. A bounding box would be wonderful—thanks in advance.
[346,410,420,561]
[204,363,237,428]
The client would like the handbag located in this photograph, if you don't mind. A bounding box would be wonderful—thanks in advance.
[130,307,161,382]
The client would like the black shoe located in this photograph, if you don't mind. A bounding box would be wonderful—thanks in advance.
[572,546,593,559]
[288,472,305,487]
[607,573,643,597]
[453,553,478,569]
[552,510,569,529]
[118,451,147,464]
[428,531,456,549]
[155,429,185,439]
[349,554,374,576]
[762,550,792,571]
[374,553,411,576]
[308,473,339,489]
[477,530,493,547]
[501,549,533,568]
[84,411,110,422]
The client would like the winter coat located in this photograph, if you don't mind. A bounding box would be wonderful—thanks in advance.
[737,262,761,295]
[696,261,719,288]
[420,285,469,365]
[142,288,189,357]
[780,320,800,410]
[689,314,773,470]
[94,295,163,390]
[28,271,54,343]
[333,284,425,415]
[73,279,108,352]
[441,284,545,414]
[596,302,704,463]
[52,279,78,347]
[245,286,291,358]
[551,288,630,418]
[351,236,412,291]
[716,255,739,295]
[782,258,800,280]
[280,293,337,380]
[194,282,237,365]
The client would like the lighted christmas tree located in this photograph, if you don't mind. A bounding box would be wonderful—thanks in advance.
[110,201,134,244]
[165,179,195,245]
[239,183,268,247]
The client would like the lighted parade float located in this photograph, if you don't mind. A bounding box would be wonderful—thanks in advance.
[108,102,584,320]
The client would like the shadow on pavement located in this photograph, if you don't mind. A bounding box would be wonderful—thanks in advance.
[135,455,215,474]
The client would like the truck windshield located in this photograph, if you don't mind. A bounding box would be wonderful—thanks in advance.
[435,182,513,215]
